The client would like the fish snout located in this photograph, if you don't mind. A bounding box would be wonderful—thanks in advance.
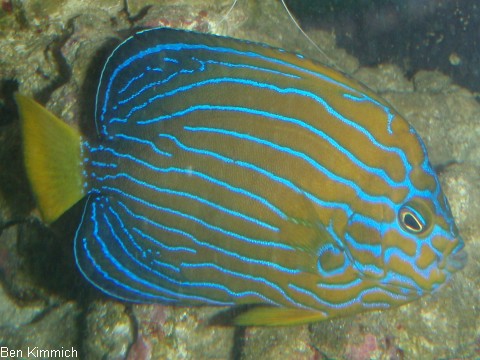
[445,247,468,273]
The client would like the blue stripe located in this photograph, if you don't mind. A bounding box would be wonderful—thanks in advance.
[151,259,181,274]
[158,133,353,214]
[316,244,351,277]
[383,245,445,284]
[101,185,293,251]
[184,125,397,205]
[131,227,196,254]
[85,142,287,219]
[116,56,300,103]
[75,199,176,303]
[343,232,382,258]
[181,262,306,308]
[116,64,200,106]
[200,58,301,79]
[316,278,363,290]
[97,35,368,124]
[131,100,405,187]
[81,197,271,305]
[80,236,178,303]
[103,202,226,303]
[342,93,395,134]
[106,73,409,187]
[289,283,358,310]
[360,287,408,307]
[108,205,185,274]
[93,171,279,232]
[106,203,270,302]
[380,272,424,295]
[114,133,172,157]
[119,72,145,94]
[90,161,117,169]
[114,199,300,274]
[118,57,180,94]
[97,38,414,184]
[105,199,303,306]
[289,283,409,310]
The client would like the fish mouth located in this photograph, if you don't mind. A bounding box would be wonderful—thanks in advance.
[445,248,468,273]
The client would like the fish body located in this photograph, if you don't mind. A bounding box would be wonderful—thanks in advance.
[16,28,466,326]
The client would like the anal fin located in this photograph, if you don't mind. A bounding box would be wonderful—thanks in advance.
[234,306,327,326]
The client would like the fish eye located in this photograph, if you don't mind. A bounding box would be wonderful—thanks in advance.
[398,204,427,234]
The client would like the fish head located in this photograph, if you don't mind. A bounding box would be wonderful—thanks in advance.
[342,163,466,303]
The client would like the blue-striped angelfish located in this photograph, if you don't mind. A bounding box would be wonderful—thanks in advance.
[15,27,466,326]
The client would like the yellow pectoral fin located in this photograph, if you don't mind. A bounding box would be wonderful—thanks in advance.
[15,94,85,223]
[233,307,328,326]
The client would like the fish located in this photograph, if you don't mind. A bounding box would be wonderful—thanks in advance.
[15,27,467,326]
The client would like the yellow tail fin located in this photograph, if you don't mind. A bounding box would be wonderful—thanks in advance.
[15,94,85,223]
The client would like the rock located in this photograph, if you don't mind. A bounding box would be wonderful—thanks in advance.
[129,305,235,360]
[0,302,80,356]
[241,325,316,360]
[83,300,134,360]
